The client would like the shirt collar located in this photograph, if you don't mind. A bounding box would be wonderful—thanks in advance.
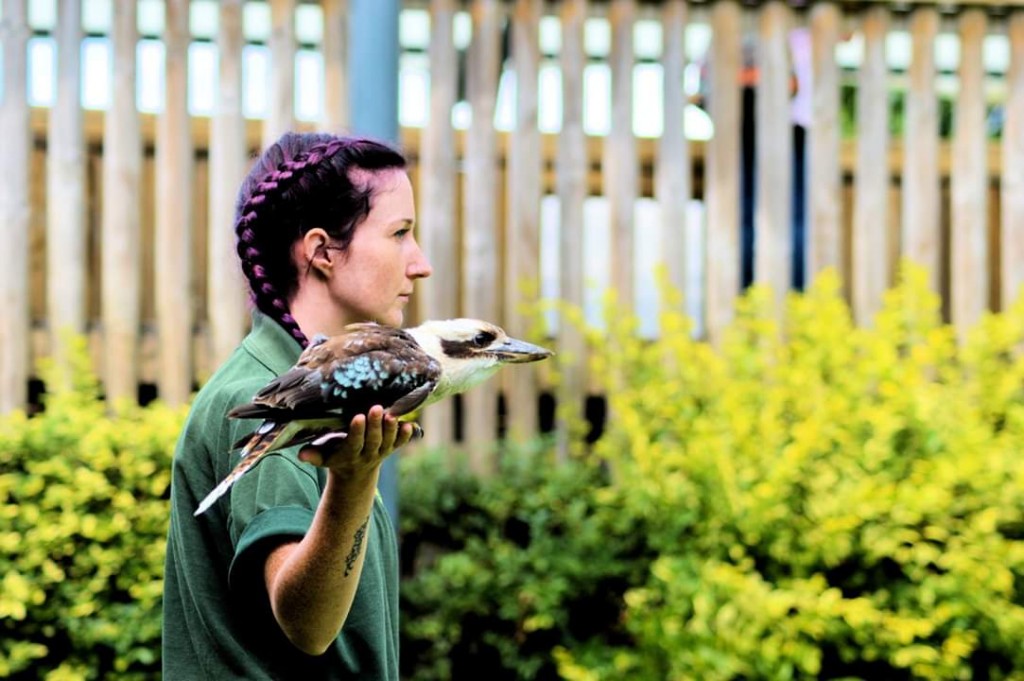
[242,310,304,375]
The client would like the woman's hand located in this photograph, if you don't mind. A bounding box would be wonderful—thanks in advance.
[297,405,419,475]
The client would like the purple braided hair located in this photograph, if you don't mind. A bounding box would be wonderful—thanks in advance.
[233,132,407,347]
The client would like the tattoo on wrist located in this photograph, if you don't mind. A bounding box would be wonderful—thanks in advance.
[343,517,370,577]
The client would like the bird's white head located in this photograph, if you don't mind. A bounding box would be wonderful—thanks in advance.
[406,318,553,402]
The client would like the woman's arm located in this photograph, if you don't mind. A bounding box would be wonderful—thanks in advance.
[262,406,414,655]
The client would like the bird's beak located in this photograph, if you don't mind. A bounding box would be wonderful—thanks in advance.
[492,337,555,364]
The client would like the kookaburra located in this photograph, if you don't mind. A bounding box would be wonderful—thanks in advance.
[194,319,553,516]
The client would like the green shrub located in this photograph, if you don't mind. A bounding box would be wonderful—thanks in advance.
[0,335,186,680]
[398,441,654,681]
[554,265,1024,681]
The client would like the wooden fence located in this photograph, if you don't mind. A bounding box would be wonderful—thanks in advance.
[2,0,1024,470]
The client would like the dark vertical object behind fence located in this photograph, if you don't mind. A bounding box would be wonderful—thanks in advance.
[348,0,402,524]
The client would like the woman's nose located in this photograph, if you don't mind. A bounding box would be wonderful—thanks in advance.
[408,241,433,279]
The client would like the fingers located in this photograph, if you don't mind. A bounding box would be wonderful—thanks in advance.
[298,447,323,466]
[298,407,418,471]
[393,422,422,450]
[362,406,386,454]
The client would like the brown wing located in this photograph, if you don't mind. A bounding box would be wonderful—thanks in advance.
[228,323,441,421]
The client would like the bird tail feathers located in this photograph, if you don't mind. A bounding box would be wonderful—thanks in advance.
[194,422,287,516]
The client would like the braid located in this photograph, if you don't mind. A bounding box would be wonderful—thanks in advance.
[233,133,407,349]
[234,140,348,348]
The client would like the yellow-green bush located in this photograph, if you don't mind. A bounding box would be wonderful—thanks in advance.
[555,264,1024,680]
[0,336,186,680]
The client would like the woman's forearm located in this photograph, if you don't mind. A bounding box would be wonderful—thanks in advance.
[263,467,381,655]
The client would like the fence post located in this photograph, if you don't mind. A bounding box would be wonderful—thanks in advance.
[46,0,86,384]
[808,2,842,282]
[504,0,544,443]
[1003,11,1024,310]
[155,0,194,405]
[462,0,503,473]
[852,6,890,326]
[706,0,742,343]
[902,7,941,291]
[951,8,989,340]
[657,0,691,306]
[208,0,249,375]
[265,0,297,148]
[0,0,31,413]
[322,0,349,133]
[606,0,637,311]
[556,0,588,461]
[418,0,458,449]
[102,0,142,405]
[755,1,793,314]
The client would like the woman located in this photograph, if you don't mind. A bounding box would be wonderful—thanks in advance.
[163,132,431,679]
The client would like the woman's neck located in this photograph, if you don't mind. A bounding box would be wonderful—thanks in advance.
[289,281,353,339]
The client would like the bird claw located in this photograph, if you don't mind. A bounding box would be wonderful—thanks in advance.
[408,423,424,440]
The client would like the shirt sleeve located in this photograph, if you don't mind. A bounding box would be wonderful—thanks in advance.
[226,451,323,594]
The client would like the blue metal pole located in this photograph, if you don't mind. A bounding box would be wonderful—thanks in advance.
[348,0,402,528]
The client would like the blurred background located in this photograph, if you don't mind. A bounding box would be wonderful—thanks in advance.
[1,1,1023,679]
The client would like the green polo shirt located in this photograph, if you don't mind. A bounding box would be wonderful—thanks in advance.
[162,312,399,680]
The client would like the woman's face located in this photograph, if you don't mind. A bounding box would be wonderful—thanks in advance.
[327,169,432,327]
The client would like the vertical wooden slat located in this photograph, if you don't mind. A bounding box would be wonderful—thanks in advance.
[852,6,889,326]
[46,0,86,379]
[657,0,690,302]
[101,0,141,404]
[808,2,842,281]
[1003,11,1024,309]
[156,0,194,404]
[951,8,989,338]
[0,0,31,412]
[557,0,588,460]
[264,0,296,148]
[605,0,637,309]
[504,0,543,441]
[208,0,248,373]
[902,7,941,290]
[462,0,502,471]
[322,0,349,132]
[754,1,792,312]
[705,0,742,342]
[418,0,458,448]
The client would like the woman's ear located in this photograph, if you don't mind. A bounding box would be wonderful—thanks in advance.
[301,228,333,278]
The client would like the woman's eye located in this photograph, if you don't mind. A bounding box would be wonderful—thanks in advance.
[393,228,410,239]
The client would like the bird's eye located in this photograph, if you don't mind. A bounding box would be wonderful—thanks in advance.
[473,332,495,347]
